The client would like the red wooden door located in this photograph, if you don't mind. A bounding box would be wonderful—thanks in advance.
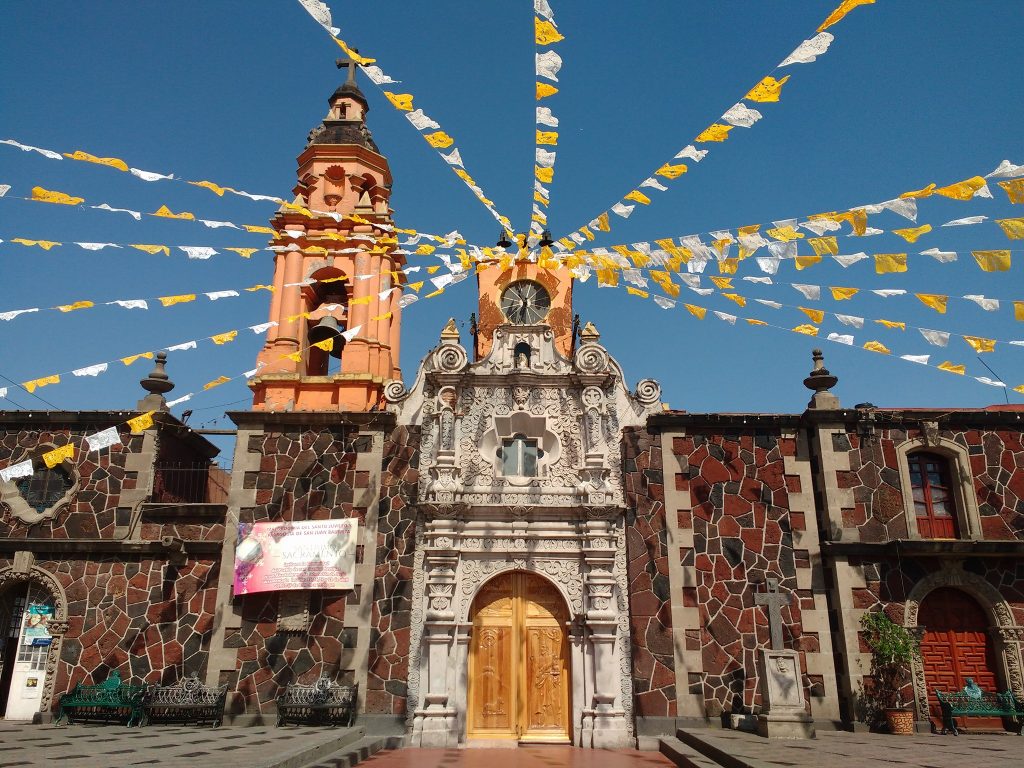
[919,588,1002,730]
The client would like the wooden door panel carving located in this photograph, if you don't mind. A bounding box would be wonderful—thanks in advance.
[468,571,570,742]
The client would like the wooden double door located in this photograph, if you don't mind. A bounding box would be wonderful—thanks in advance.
[467,571,571,742]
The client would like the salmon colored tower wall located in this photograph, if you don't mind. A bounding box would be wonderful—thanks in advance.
[476,263,574,360]
[251,64,404,412]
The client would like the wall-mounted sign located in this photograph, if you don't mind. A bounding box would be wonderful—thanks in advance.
[233,519,358,596]
[23,603,53,646]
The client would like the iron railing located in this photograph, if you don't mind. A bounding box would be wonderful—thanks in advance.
[150,462,230,504]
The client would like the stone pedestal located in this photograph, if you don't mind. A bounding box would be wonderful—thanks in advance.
[756,649,816,739]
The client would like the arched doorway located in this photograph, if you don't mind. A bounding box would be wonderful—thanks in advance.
[919,587,1001,730]
[467,571,570,743]
[0,581,56,720]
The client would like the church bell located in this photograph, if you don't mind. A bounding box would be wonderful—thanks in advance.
[308,316,345,359]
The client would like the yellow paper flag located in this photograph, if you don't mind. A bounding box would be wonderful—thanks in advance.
[963,335,996,354]
[625,190,651,205]
[536,82,559,99]
[132,244,170,256]
[12,238,61,250]
[863,341,891,354]
[23,374,60,393]
[312,338,334,352]
[121,352,154,367]
[972,250,1011,272]
[766,226,804,241]
[127,411,155,433]
[31,186,84,206]
[795,255,821,270]
[655,163,688,179]
[745,75,791,103]
[415,244,436,255]
[875,319,906,331]
[57,300,94,313]
[1015,301,1024,322]
[874,253,907,274]
[935,176,986,201]
[626,287,649,299]
[63,150,128,172]
[42,443,75,469]
[684,304,707,320]
[818,0,875,32]
[332,37,375,65]
[190,180,230,196]
[899,183,936,200]
[830,287,859,301]
[746,319,767,326]
[535,166,554,184]
[226,248,258,258]
[371,311,393,321]
[159,294,196,307]
[536,131,558,145]
[153,204,194,220]
[384,92,413,111]
[937,361,966,375]
[244,225,276,235]
[246,284,273,292]
[996,218,1024,239]
[695,124,733,142]
[997,178,1024,204]
[800,307,825,323]
[535,17,564,45]
[892,224,931,243]
[424,131,454,149]
[722,293,746,307]
[915,294,948,313]
[808,236,838,257]
[709,276,733,289]
[284,351,303,362]
[407,281,425,292]
[793,324,820,336]
[211,331,238,345]
[595,212,610,232]
[203,376,231,391]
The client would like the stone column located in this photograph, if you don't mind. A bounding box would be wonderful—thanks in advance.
[583,519,632,747]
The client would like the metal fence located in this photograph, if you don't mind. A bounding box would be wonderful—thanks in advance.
[150,462,231,504]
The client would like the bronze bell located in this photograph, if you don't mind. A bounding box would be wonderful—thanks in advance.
[308,316,345,359]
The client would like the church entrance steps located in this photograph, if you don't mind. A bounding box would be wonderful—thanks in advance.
[332,747,675,767]
[658,736,725,768]
[298,734,406,768]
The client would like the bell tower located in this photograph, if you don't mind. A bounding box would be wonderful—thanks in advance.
[475,240,574,361]
[251,56,405,411]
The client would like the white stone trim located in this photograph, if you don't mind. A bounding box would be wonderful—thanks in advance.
[893,436,981,540]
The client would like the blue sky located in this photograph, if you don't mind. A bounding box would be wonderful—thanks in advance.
[2,1,1023,460]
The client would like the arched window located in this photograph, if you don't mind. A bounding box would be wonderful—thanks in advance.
[500,434,542,478]
[908,452,959,538]
[15,466,73,515]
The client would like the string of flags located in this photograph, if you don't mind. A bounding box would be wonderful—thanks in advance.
[531,0,563,242]
[612,278,1024,395]
[294,0,515,236]
[556,0,877,243]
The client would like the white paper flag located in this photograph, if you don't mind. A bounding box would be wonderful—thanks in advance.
[653,296,676,309]
[835,314,864,328]
[0,460,33,482]
[920,248,957,262]
[792,284,821,300]
[743,276,773,285]
[755,299,782,309]
[0,387,6,399]
[901,354,930,365]
[363,65,398,85]
[73,363,108,377]
[0,308,39,321]
[440,148,463,168]
[833,252,868,268]
[534,0,554,21]
[799,218,841,235]
[406,109,439,131]
[756,256,781,275]
[249,322,277,334]
[713,311,737,325]
[536,148,556,167]
[721,102,763,128]
[675,145,707,162]
[919,328,950,347]
[985,159,1024,179]
[941,216,986,227]
[205,290,239,300]
[872,289,906,298]
[86,427,120,452]
[200,219,239,229]
[640,177,668,191]
[536,106,559,127]
[780,32,834,66]
[689,287,714,296]
[962,295,999,311]
[167,394,193,407]
[166,341,198,352]
[92,203,141,220]
[129,168,173,182]
[611,202,635,218]
[342,325,362,341]
[76,242,121,251]
[180,246,218,260]
[0,139,62,160]
[0,184,10,198]
[827,333,854,345]
[536,50,563,81]
[975,376,1005,387]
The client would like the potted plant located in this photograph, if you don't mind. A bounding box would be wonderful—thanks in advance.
[860,610,920,734]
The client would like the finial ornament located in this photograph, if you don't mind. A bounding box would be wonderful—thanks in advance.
[579,321,601,343]
[440,318,460,340]
[138,352,175,412]
[803,348,840,410]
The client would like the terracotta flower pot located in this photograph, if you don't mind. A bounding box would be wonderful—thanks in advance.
[884,708,915,735]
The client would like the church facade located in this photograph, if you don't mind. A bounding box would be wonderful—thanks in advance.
[1,72,1022,744]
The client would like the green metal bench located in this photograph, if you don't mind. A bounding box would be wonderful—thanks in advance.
[56,670,146,727]
[936,679,1024,735]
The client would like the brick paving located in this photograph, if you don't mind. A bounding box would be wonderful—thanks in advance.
[681,728,1024,768]
[357,748,674,768]
[0,723,356,768]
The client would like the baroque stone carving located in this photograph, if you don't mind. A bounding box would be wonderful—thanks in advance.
[434,344,468,373]
[634,379,662,406]
[574,344,609,374]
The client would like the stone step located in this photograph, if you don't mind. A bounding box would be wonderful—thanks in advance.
[658,736,726,768]
[299,734,406,768]
[676,729,764,768]
[256,725,366,768]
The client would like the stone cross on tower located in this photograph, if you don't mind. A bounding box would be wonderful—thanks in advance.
[336,52,359,84]
[755,577,791,651]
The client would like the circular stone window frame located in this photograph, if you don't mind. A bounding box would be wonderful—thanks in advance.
[0,442,81,524]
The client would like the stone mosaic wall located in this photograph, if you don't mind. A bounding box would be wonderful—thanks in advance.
[622,427,676,718]
[365,424,419,715]
[0,426,143,538]
[0,555,219,711]
[224,426,376,712]
[835,426,1024,541]
[671,428,814,716]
